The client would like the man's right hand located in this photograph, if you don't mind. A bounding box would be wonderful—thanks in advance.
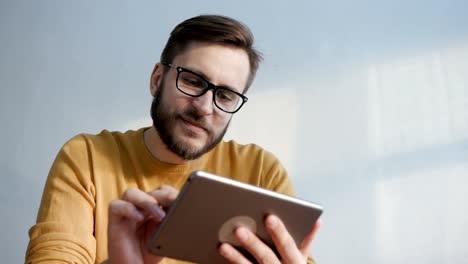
[107,185,179,264]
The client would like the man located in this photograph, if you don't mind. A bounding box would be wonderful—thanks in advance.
[26,15,320,264]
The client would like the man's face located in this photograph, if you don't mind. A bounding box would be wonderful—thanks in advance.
[150,42,250,160]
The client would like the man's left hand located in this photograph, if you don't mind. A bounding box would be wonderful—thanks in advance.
[219,215,321,264]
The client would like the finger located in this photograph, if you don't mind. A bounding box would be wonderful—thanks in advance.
[148,185,179,208]
[299,217,322,256]
[265,214,302,263]
[108,199,144,222]
[235,227,280,264]
[143,216,165,245]
[120,187,165,221]
[218,243,251,264]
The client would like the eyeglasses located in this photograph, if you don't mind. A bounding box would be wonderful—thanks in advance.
[161,63,248,114]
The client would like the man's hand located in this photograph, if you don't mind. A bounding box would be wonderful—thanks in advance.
[219,215,321,264]
[107,185,179,264]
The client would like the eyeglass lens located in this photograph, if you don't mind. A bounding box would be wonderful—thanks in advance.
[177,71,243,112]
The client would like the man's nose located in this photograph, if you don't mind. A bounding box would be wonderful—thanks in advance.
[191,90,214,116]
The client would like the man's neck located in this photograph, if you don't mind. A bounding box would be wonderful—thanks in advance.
[143,127,188,165]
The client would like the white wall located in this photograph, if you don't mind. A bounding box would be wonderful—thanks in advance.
[1,0,467,263]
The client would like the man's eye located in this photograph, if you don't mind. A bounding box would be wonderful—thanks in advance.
[182,77,201,86]
[180,74,205,88]
[217,90,236,102]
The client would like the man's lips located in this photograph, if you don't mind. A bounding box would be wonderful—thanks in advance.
[179,116,208,132]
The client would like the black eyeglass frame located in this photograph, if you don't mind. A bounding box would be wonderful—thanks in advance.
[161,62,248,114]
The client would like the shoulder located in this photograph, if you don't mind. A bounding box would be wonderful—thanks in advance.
[215,140,278,163]
[212,140,282,174]
[209,140,295,195]
[61,128,145,155]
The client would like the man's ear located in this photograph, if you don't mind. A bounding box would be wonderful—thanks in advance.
[150,63,164,96]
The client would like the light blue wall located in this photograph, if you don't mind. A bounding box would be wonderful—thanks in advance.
[1,0,467,263]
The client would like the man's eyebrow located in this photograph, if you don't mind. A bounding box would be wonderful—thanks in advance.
[186,66,240,93]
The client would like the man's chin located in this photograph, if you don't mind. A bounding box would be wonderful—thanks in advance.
[158,118,227,160]
[178,138,207,153]
[171,141,207,160]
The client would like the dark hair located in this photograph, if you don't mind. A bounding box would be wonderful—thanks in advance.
[160,15,263,92]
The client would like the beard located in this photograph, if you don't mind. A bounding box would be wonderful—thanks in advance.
[150,80,230,160]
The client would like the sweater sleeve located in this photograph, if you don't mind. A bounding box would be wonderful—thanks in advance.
[258,149,295,197]
[26,135,97,263]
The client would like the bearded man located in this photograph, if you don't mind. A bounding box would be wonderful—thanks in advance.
[26,15,320,264]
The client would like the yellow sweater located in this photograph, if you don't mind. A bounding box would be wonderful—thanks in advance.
[26,128,301,263]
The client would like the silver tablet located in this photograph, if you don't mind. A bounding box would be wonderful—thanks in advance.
[148,170,323,263]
